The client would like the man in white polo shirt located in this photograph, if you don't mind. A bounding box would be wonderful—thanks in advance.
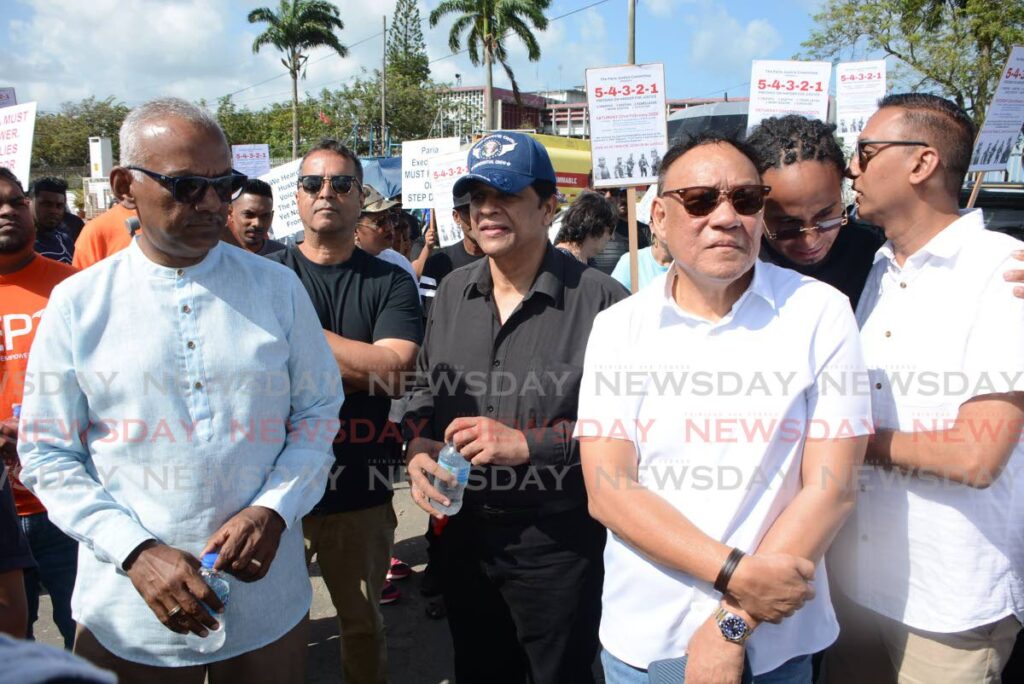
[576,132,872,683]
[825,93,1024,683]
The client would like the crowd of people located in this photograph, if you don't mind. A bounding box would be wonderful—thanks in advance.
[1,92,1023,684]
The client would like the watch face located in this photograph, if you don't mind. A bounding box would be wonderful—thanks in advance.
[720,614,748,641]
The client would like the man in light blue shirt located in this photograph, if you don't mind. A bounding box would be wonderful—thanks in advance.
[18,98,343,681]
[610,233,672,292]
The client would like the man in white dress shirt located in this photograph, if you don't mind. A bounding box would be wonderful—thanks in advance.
[576,132,871,683]
[826,93,1024,683]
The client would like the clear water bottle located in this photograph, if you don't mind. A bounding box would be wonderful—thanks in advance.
[184,552,230,654]
[431,443,471,516]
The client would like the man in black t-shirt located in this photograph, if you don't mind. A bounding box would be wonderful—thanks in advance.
[268,139,422,684]
[29,177,76,264]
[418,194,485,316]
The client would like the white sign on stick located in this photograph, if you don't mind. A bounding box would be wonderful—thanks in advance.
[585,63,668,188]
[402,137,460,208]
[747,60,832,133]
[0,102,37,185]
[0,88,16,109]
[835,60,887,153]
[428,150,469,247]
[232,144,272,178]
[259,158,303,240]
[970,46,1024,173]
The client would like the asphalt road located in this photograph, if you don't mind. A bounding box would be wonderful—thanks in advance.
[31,482,456,683]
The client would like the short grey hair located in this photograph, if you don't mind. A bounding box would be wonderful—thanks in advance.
[119,97,225,168]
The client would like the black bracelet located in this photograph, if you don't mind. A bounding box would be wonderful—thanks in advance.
[714,547,745,594]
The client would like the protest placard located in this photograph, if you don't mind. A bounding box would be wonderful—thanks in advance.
[0,88,16,109]
[0,102,37,184]
[232,144,272,178]
[747,60,832,133]
[402,137,460,208]
[835,60,886,153]
[259,158,302,240]
[585,63,668,188]
[428,150,469,247]
[969,46,1024,173]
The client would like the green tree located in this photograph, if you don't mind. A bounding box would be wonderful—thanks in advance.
[33,97,129,170]
[248,0,348,159]
[388,0,430,83]
[801,0,1024,125]
[429,0,551,131]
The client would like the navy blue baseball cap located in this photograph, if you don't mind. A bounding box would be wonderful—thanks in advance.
[452,132,557,198]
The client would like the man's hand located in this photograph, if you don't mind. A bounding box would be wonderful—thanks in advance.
[405,437,450,518]
[444,417,529,467]
[726,552,815,624]
[1007,250,1024,299]
[424,223,438,249]
[684,614,746,684]
[1,417,18,471]
[202,506,285,582]
[123,541,222,636]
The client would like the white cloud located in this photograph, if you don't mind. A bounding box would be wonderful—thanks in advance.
[579,7,606,43]
[5,0,397,112]
[687,8,782,78]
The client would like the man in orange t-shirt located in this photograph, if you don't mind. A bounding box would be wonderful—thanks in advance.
[71,202,137,269]
[0,168,79,648]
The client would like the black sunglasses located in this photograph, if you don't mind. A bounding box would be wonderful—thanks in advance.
[298,175,361,195]
[765,212,848,241]
[127,166,246,204]
[854,140,928,169]
[661,185,771,217]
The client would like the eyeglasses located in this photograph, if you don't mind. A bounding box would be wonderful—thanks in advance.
[764,213,848,241]
[298,175,360,195]
[660,185,771,217]
[358,213,397,231]
[854,140,929,170]
[127,166,246,204]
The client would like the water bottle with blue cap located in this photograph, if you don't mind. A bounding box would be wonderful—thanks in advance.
[184,551,230,653]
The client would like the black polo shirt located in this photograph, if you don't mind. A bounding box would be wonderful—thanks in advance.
[403,243,627,513]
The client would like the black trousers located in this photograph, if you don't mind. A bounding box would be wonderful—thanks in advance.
[440,504,605,684]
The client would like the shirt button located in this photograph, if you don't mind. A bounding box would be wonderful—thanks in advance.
[492,359,500,367]
[884,330,892,338]
[176,269,184,277]
[874,382,882,390]
[486,405,494,414]
[182,305,191,314]
[899,282,907,289]
[194,381,203,390]
[187,341,196,350]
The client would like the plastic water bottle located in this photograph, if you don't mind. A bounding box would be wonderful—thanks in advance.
[184,552,230,654]
[431,443,471,516]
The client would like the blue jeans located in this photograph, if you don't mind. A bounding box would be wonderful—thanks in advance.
[602,647,812,684]
[20,511,78,649]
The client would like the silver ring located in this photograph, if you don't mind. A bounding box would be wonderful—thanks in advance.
[167,605,183,618]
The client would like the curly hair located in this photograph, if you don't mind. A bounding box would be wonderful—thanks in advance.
[745,115,847,178]
[554,191,617,245]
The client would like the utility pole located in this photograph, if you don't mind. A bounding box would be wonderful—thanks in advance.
[626,0,639,293]
[627,0,635,64]
[381,15,387,156]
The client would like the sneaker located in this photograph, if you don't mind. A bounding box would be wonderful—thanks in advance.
[387,557,412,581]
[379,580,401,605]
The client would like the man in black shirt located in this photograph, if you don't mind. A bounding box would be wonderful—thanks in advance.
[418,194,484,316]
[404,132,626,684]
[29,178,76,264]
[226,178,286,256]
[268,139,422,684]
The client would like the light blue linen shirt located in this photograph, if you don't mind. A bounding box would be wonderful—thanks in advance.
[610,246,671,292]
[18,239,343,666]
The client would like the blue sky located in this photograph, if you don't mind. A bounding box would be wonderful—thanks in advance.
[3,0,863,114]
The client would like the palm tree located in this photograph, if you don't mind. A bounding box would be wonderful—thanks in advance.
[429,0,550,132]
[249,0,348,159]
